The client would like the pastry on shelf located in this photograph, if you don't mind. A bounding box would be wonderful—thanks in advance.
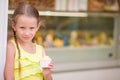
[53,37,64,48]
[107,37,113,45]
[103,0,119,11]
[97,32,107,45]
[69,31,80,47]
[88,0,104,11]
[11,0,55,10]
[43,34,54,48]
[90,37,99,46]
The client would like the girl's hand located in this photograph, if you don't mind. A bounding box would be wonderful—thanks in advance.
[43,61,54,75]
[43,61,54,80]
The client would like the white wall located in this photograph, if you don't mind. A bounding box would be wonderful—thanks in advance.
[0,0,8,80]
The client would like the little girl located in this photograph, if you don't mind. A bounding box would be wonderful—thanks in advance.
[4,3,53,80]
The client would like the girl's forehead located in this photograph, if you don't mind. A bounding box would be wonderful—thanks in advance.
[17,15,37,21]
[16,15,38,24]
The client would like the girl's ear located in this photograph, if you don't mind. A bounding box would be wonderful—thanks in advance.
[11,21,16,31]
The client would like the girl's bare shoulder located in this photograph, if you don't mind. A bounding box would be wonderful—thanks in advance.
[6,40,16,55]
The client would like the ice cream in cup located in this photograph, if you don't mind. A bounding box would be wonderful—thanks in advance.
[40,56,52,68]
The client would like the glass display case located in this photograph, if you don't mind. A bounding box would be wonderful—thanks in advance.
[41,12,120,72]
[8,0,120,72]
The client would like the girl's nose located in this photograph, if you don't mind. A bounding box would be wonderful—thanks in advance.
[24,30,30,35]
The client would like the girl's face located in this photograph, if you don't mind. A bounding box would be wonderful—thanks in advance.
[12,15,39,43]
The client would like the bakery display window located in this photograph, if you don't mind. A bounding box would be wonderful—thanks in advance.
[36,16,114,48]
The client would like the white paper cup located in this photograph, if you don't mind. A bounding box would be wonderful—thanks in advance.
[40,59,51,68]
[40,56,52,68]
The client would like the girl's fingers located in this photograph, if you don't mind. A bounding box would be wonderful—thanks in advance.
[43,61,54,71]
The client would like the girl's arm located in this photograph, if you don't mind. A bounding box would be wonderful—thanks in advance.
[41,47,53,80]
[4,42,15,80]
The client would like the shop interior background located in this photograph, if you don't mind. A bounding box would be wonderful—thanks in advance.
[4,0,120,80]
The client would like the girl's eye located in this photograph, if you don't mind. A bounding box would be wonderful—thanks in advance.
[20,27,25,29]
[30,27,35,30]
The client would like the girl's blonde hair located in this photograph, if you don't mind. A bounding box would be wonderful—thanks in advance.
[11,2,40,76]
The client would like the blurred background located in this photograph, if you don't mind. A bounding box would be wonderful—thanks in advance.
[7,0,120,80]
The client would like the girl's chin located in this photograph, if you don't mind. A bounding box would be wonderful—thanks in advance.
[21,39,32,42]
[17,38,33,42]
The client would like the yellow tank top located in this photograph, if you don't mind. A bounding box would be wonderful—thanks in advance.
[10,39,44,80]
